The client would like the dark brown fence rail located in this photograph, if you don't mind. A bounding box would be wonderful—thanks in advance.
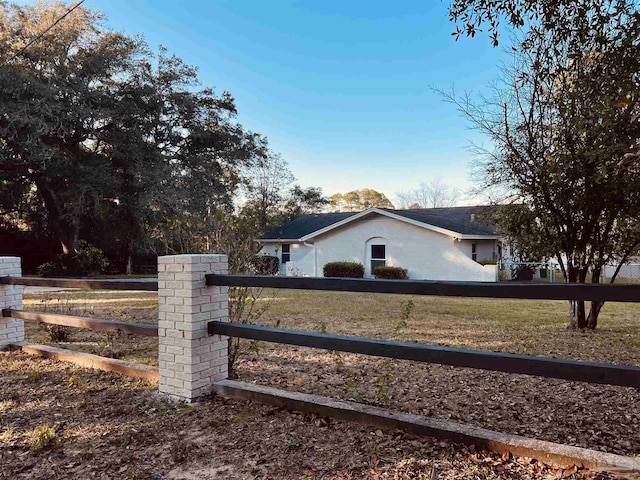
[209,321,640,388]
[0,276,158,291]
[3,309,158,337]
[205,274,640,302]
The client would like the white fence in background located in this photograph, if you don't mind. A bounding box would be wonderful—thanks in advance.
[603,264,640,283]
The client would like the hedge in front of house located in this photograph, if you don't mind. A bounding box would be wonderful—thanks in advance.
[252,255,279,275]
[373,266,409,279]
[323,261,364,278]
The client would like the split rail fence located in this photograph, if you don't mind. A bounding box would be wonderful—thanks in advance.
[2,254,639,396]
[2,254,640,467]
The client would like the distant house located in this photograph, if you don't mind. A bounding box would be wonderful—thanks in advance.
[258,206,503,282]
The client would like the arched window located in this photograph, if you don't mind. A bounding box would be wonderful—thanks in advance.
[365,237,387,277]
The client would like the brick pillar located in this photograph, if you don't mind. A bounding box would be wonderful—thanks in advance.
[0,257,24,349]
[158,254,229,402]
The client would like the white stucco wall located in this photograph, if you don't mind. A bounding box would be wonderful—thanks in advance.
[456,239,501,263]
[259,214,499,281]
[259,242,315,275]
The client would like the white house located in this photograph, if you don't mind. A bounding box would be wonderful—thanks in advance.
[258,206,503,282]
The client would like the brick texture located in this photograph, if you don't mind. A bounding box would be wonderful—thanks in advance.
[158,254,229,402]
[0,257,24,348]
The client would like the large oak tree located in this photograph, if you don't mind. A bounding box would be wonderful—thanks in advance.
[0,1,266,265]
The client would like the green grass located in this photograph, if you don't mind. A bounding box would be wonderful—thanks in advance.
[257,289,640,365]
[22,287,640,366]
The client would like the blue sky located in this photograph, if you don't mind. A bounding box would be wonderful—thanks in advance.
[26,0,508,204]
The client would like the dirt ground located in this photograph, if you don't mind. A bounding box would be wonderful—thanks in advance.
[0,351,632,480]
[18,288,640,463]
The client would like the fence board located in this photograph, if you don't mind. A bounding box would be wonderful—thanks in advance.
[3,309,158,336]
[205,274,640,302]
[209,321,640,388]
[0,276,158,291]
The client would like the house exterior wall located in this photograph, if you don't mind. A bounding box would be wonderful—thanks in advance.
[258,214,500,281]
[456,239,501,263]
[259,215,498,281]
[259,242,315,275]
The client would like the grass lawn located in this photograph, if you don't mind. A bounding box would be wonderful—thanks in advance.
[20,287,640,458]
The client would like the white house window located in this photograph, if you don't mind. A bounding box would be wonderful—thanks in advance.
[471,243,477,262]
[281,244,290,264]
[371,244,386,271]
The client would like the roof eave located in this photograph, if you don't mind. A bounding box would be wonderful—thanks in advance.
[457,234,504,240]
[257,238,302,243]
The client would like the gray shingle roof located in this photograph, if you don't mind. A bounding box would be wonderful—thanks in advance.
[260,212,357,240]
[383,206,500,236]
[259,206,500,240]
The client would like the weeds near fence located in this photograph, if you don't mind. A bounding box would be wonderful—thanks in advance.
[227,286,271,378]
[35,294,95,342]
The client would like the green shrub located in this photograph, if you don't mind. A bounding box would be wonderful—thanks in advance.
[373,266,409,279]
[323,261,364,278]
[37,241,109,277]
[252,255,279,275]
[478,260,497,265]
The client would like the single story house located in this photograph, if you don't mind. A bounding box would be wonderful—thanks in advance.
[258,206,503,282]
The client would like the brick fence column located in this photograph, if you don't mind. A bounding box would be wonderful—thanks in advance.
[0,257,24,349]
[158,254,229,402]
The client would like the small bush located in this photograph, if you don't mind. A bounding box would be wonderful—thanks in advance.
[44,324,73,342]
[30,425,56,451]
[478,260,497,266]
[37,240,109,277]
[514,265,535,281]
[323,262,364,278]
[252,255,279,275]
[373,266,408,279]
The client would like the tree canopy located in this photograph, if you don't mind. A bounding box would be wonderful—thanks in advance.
[330,189,394,211]
[448,0,640,329]
[0,1,267,265]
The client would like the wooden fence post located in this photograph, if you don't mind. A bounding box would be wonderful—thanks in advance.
[0,257,24,349]
[157,254,229,402]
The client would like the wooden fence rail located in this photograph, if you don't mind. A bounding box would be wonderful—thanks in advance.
[205,274,640,302]
[209,321,640,388]
[0,276,158,291]
[3,309,158,337]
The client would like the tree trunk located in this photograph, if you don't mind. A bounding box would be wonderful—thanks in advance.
[567,265,588,329]
[586,266,604,330]
[35,178,80,254]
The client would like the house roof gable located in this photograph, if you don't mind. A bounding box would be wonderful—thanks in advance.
[259,206,501,241]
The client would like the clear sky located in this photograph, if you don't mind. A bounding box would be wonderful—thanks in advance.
[23,0,509,204]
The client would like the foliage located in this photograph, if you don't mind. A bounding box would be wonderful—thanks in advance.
[447,0,627,48]
[446,0,640,329]
[322,261,365,278]
[0,1,266,260]
[478,260,497,266]
[251,255,279,275]
[330,189,394,211]
[37,241,109,277]
[239,154,329,233]
[373,266,409,279]
[200,210,272,377]
[29,425,56,451]
[283,184,330,219]
[395,299,415,332]
[240,153,294,232]
[396,179,461,208]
